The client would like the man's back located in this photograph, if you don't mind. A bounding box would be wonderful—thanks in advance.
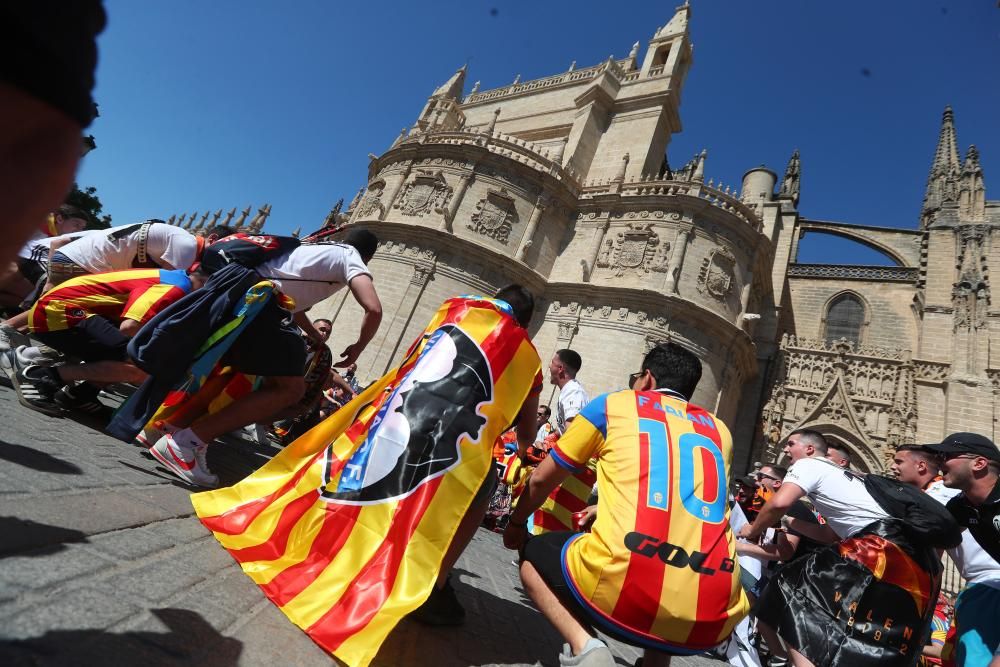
[59,223,197,273]
[551,387,749,652]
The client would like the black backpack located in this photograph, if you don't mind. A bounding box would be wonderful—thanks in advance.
[199,233,300,274]
[863,474,963,549]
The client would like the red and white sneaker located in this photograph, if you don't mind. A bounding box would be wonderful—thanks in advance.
[135,421,178,447]
[149,433,219,488]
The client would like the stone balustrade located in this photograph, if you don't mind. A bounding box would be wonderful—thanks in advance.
[581,176,762,230]
[464,57,649,105]
[395,128,581,188]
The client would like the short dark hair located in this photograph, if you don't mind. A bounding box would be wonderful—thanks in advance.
[494,284,535,328]
[344,227,379,262]
[641,342,701,400]
[762,463,788,479]
[556,349,582,376]
[312,318,332,327]
[145,218,167,225]
[789,428,829,455]
[896,444,938,465]
[828,444,852,464]
[56,204,89,222]
[539,404,551,417]
[204,224,235,239]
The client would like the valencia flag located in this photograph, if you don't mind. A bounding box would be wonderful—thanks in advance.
[192,296,541,667]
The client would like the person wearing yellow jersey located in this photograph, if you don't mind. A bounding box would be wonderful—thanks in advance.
[504,342,749,667]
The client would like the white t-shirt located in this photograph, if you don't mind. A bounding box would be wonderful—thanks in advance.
[556,378,589,434]
[925,480,1000,585]
[783,457,889,539]
[256,243,371,313]
[17,230,96,264]
[59,223,198,273]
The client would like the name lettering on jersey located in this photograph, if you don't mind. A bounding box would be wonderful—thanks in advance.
[624,531,735,576]
[635,395,716,431]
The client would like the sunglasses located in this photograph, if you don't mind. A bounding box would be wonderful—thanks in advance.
[628,371,644,387]
[755,472,780,482]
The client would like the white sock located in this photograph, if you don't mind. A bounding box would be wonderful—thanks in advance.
[172,427,207,449]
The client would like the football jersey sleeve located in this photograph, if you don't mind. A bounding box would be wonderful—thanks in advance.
[550,393,608,472]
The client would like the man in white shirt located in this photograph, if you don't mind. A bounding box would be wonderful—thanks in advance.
[739,429,939,666]
[549,348,588,435]
[149,228,382,488]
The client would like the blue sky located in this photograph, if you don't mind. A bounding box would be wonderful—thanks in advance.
[78,1,998,265]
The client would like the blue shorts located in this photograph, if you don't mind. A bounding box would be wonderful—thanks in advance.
[952,580,1000,665]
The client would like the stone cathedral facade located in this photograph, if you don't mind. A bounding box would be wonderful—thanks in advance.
[308,4,997,475]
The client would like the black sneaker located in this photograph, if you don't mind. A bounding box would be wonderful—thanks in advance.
[13,365,64,416]
[54,383,111,419]
[410,577,466,626]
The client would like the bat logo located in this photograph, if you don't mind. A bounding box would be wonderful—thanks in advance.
[321,324,493,505]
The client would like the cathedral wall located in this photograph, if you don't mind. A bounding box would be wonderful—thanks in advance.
[786,277,917,351]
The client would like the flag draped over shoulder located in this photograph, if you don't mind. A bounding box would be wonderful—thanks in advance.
[192,296,541,667]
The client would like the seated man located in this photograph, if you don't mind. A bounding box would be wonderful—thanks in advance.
[504,342,749,667]
[7,267,204,416]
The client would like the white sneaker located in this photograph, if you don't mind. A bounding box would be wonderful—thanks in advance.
[135,421,178,447]
[149,433,219,488]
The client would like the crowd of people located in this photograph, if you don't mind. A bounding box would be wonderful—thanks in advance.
[1,9,997,664]
[2,204,1000,667]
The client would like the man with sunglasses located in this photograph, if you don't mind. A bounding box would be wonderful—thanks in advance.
[922,433,1000,667]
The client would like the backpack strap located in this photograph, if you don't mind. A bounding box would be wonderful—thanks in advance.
[136,222,152,265]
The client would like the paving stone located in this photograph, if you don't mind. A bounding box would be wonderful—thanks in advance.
[0,587,141,640]
[0,542,114,591]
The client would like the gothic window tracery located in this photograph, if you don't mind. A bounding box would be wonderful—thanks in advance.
[824,293,865,345]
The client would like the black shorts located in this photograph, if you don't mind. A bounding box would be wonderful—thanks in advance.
[34,316,129,362]
[222,299,307,377]
[0,2,106,128]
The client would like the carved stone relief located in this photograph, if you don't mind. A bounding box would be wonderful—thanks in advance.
[356,181,386,219]
[394,170,452,217]
[467,187,518,244]
[698,246,736,299]
[595,223,670,277]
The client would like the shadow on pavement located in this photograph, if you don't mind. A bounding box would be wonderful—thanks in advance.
[373,576,565,667]
[0,440,82,475]
[0,517,88,558]
[0,608,243,667]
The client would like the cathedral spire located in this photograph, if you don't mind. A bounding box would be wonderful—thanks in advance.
[779,149,800,204]
[921,106,962,227]
[959,144,986,221]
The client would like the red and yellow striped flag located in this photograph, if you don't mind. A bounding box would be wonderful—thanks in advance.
[192,297,541,667]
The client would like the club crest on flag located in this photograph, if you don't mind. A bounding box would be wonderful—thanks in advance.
[321,324,495,505]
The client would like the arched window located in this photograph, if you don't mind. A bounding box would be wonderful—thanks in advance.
[825,294,864,344]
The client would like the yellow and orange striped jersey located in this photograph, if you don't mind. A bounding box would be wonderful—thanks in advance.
[550,388,750,653]
[29,268,193,333]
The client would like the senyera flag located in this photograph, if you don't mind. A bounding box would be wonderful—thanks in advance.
[192,296,541,667]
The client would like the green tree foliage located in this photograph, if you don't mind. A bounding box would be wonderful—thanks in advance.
[66,183,112,229]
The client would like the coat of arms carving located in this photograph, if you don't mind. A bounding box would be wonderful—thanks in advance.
[595,223,670,278]
[698,246,736,299]
[395,170,452,217]
[467,188,518,244]
[355,181,386,219]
